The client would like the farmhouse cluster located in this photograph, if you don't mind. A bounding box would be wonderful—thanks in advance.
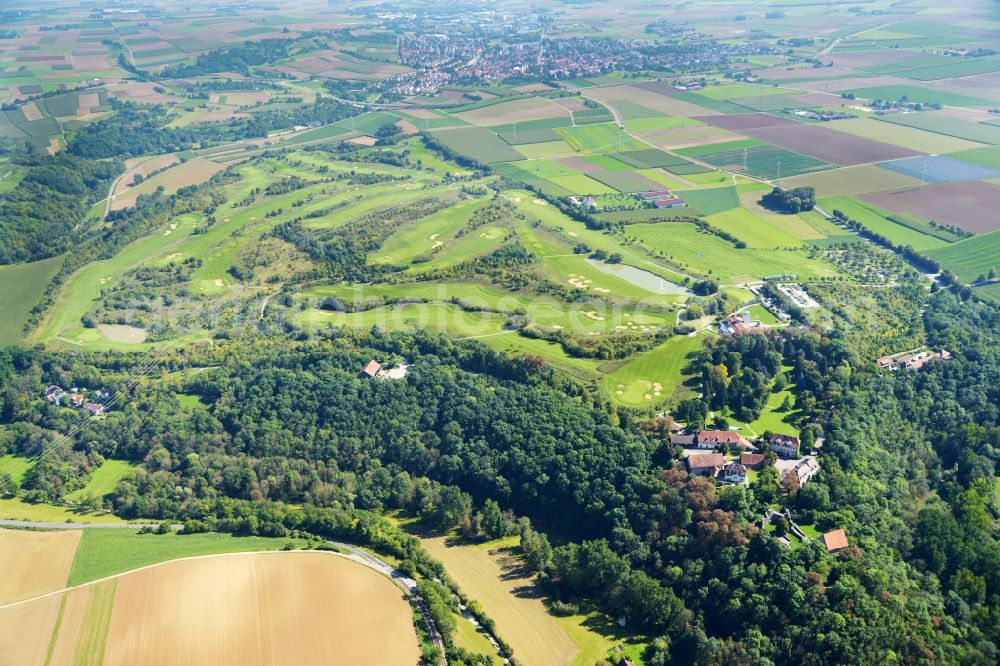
[877,349,951,371]
[676,428,817,487]
[43,385,106,417]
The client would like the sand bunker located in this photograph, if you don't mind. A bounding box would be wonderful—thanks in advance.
[99,324,148,344]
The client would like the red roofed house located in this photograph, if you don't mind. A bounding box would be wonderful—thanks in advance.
[822,529,849,552]
[696,429,746,450]
[769,433,800,458]
[740,453,765,469]
[360,360,381,378]
[687,453,724,477]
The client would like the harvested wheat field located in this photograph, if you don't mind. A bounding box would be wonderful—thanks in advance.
[0,528,80,603]
[0,594,62,665]
[103,551,419,666]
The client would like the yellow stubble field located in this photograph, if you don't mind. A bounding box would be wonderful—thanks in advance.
[102,551,420,666]
[0,528,81,603]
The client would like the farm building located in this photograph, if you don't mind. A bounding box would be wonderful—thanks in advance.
[740,453,766,469]
[360,360,382,378]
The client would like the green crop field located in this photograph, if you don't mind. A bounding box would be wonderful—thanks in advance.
[557,123,646,154]
[837,85,995,109]
[819,196,950,252]
[677,186,739,215]
[947,146,1000,170]
[628,222,835,283]
[429,127,524,163]
[686,144,834,180]
[0,255,62,342]
[878,114,1000,145]
[588,170,657,193]
[68,530,306,586]
[926,231,1000,282]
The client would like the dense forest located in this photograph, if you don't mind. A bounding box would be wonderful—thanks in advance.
[0,288,997,664]
[68,98,357,159]
[0,154,121,263]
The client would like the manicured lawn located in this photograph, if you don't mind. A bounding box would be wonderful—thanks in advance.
[68,530,304,586]
[299,303,510,339]
[603,333,707,407]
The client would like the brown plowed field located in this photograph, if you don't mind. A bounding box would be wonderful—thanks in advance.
[695,113,800,131]
[742,124,923,166]
[861,181,1000,233]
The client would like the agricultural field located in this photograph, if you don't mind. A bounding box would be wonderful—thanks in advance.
[430,126,524,163]
[819,196,951,252]
[0,255,62,342]
[0,528,81,603]
[678,142,834,180]
[926,231,1000,282]
[860,181,1000,234]
[0,531,418,666]
[778,164,922,198]
[628,223,836,283]
[877,155,1000,184]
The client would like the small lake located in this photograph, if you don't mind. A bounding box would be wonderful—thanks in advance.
[586,258,690,295]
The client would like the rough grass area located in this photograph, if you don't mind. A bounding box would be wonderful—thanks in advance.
[65,460,136,502]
